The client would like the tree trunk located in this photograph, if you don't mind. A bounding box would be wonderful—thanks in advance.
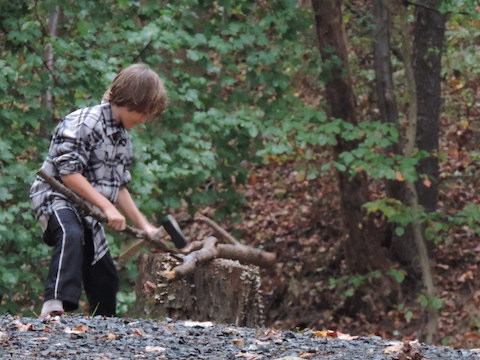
[41,6,60,111]
[40,6,61,137]
[373,0,398,133]
[410,0,446,343]
[311,0,388,273]
[412,0,446,212]
[372,0,445,342]
[129,253,265,327]
[372,0,415,268]
[372,0,423,275]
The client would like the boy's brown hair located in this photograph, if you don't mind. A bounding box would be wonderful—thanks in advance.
[103,64,167,116]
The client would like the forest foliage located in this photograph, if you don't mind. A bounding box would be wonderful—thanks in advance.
[0,0,321,314]
[0,0,479,334]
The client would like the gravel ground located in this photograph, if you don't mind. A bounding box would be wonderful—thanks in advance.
[0,314,479,359]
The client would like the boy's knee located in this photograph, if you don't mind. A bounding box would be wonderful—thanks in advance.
[64,225,84,243]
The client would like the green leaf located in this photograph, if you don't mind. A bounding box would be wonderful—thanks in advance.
[388,268,405,284]
[0,188,12,202]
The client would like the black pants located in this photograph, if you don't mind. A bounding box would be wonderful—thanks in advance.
[43,208,118,316]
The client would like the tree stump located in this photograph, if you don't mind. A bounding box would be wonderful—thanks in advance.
[129,253,265,327]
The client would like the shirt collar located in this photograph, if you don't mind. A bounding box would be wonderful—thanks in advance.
[101,102,125,136]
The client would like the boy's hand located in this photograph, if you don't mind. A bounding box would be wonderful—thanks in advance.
[61,173,127,231]
[143,223,163,239]
[103,205,126,231]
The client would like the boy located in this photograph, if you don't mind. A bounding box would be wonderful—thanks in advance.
[30,63,167,317]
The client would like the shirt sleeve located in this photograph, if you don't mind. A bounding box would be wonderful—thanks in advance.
[51,118,93,176]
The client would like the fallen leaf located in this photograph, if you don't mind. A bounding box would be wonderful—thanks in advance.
[64,324,89,334]
[184,320,214,328]
[401,340,424,359]
[232,338,245,345]
[132,328,144,336]
[9,320,32,332]
[299,352,317,359]
[76,324,89,333]
[336,331,359,340]
[458,270,474,283]
[107,333,117,340]
[384,342,404,354]
[409,339,418,346]
[313,330,335,338]
[236,352,263,360]
[223,327,241,335]
[145,346,166,352]
[465,332,480,341]
[313,330,358,339]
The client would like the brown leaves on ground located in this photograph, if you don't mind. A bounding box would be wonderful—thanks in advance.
[313,330,359,340]
[9,319,33,332]
[384,340,424,360]
[64,324,89,334]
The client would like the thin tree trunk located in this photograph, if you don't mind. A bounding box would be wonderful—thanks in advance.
[40,6,60,131]
[405,180,438,343]
[399,1,442,343]
[373,0,398,132]
[312,0,388,273]
[398,4,418,158]
[372,0,422,275]
[412,0,446,213]
[372,0,416,270]
[410,0,446,343]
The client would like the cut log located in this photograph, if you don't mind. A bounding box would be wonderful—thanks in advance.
[129,252,265,327]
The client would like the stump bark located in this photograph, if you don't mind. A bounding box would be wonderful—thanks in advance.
[129,253,265,327]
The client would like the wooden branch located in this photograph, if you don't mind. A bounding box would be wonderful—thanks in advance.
[37,169,107,222]
[163,237,219,280]
[160,214,277,279]
[181,240,206,253]
[36,169,178,255]
[194,213,240,245]
[163,234,276,280]
[217,243,276,268]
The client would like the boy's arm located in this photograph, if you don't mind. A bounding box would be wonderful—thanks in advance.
[61,173,126,231]
[115,187,162,238]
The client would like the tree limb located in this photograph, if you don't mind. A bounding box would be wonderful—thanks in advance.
[194,213,240,245]
[217,243,276,268]
[162,235,276,280]
[163,237,219,280]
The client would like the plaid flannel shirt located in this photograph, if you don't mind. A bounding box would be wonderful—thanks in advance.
[30,102,132,264]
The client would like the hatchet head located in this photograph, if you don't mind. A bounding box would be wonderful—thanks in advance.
[161,214,188,248]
